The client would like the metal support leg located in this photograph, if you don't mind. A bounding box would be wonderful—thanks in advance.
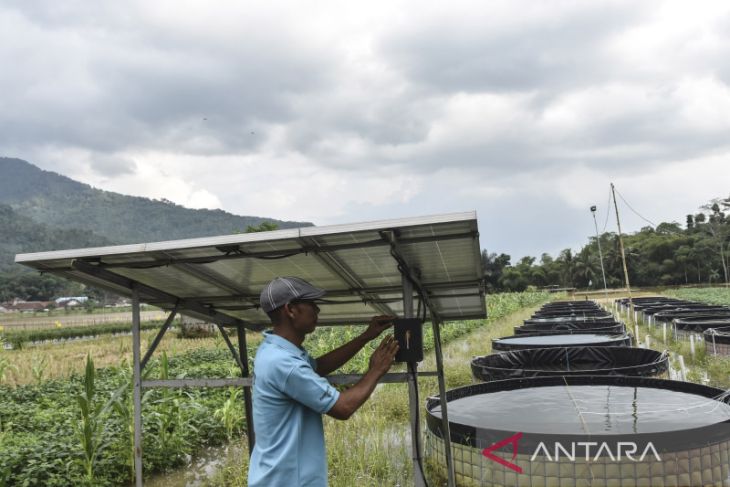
[403,276,427,487]
[432,316,456,487]
[237,326,255,455]
[140,308,178,370]
[132,289,144,487]
[216,324,244,372]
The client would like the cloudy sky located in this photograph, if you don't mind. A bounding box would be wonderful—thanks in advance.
[3,0,730,259]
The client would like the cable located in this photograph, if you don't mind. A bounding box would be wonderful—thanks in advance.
[602,188,612,233]
[385,237,432,485]
[408,360,430,487]
[614,188,657,228]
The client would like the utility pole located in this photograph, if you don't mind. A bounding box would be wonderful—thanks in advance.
[611,183,634,328]
[590,205,609,302]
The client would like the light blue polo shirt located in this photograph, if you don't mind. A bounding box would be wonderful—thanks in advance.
[248,331,340,487]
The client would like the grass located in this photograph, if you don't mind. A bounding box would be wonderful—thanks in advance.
[203,304,543,486]
[618,300,729,388]
[662,287,730,306]
[0,327,262,386]
[0,292,548,485]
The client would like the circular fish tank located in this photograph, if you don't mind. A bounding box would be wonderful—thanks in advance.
[471,347,669,381]
[676,316,730,332]
[705,326,730,356]
[492,333,632,352]
[514,323,626,335]
[425,376,730,487]
[654,307,730,324]
[517,320,625,333]
[525,315,616,325]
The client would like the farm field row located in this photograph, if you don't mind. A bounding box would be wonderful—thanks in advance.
[662,286,730,306]
[0,310,167,330]
[0,292,550,486]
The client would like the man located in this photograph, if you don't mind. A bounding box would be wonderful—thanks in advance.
[248,276,399,487]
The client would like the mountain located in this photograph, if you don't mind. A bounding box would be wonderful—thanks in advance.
[0,204,112,272]
[0,157,311,245]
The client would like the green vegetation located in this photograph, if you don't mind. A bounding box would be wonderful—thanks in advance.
[0,348,244,486]
[0,157,310,300]
[663,287,730,306]
[632,309,725,393]
[1,321,165,349]
[482,195,730,292]
[0,157,308,266]
[0,292,548,486]
[207,292,551,487]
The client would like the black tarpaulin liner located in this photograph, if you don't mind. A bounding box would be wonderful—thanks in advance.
[524,315,615,325]
[514,323,626,335]
[471,346,669,381]
[531,310,611,318]
[491,333,632,351]
[705,326,730,344]
[425,375,730,451]
[654,307,730,322]
[675,315,730,331]
[532,310,606,317]
[518,320,624,332]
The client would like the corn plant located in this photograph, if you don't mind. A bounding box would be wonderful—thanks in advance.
[148,352,197,464]
[30,355,48,385]
[0,355,16,384]
[110,358,153,483]
[214,387,243,440]
[75,353,113,483]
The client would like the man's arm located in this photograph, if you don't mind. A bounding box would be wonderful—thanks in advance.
[315,315,393,376]
[327,335,399,420]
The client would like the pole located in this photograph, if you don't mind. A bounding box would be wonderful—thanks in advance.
[590,206,609,302]
[403,275,427,487]
[611,183,634,329]
[432,315,456,487]
[237,325,255,455]
[132,288,143,487]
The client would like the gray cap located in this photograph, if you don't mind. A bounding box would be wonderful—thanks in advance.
[259,277,326,313]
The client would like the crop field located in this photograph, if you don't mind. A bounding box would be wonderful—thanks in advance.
[0,292,550,486]
[663,286,730,306]
[0,310,167,330]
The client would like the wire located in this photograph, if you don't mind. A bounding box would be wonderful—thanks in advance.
[614,187,657,228]
[408,361,430,487]
[602,188,612,233]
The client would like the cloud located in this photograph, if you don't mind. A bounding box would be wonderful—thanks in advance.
[2,0,730,257]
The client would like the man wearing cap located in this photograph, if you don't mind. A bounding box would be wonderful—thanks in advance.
[248,276,399,487]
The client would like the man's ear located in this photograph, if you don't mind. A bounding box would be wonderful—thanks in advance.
[285,302,295,319]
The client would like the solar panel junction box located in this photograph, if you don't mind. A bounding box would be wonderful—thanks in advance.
[394,318,424,363]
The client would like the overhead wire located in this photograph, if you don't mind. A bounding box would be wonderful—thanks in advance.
[602,187,613,233]
[614,187,657,228]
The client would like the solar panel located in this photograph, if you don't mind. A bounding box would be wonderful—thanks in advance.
[15,211,486,329]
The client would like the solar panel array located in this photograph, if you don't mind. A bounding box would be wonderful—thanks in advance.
[16,212,486,329]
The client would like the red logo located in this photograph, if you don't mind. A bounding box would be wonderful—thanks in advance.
[481,432,523,473]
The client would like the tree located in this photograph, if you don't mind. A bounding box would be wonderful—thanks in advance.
[699,197,730,284]
[481,251,511,292]
[244,221,279,233]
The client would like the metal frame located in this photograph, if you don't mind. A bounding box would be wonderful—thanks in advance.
[125,289,454,486]
[16,213,480,487]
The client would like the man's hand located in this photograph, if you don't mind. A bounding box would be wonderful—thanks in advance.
[361,315,395,341]
[368,335,399,378]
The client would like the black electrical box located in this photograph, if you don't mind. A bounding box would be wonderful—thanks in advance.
[394,318,424,363]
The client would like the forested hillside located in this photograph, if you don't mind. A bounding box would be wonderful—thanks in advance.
[0,157,311,300]
[0,204,111,272]
[0,157,310,243]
